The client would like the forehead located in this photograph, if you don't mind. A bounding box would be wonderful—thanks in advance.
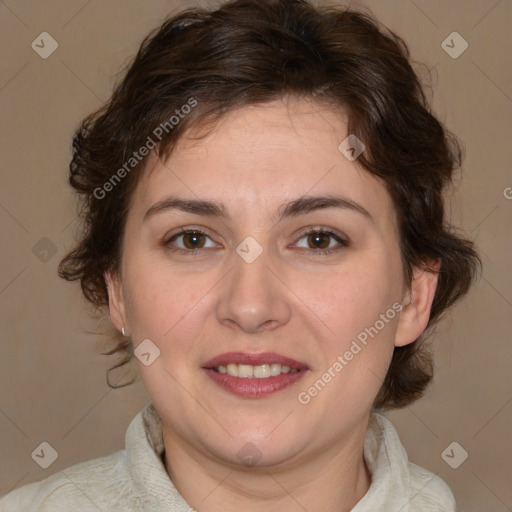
[130,98,395,225]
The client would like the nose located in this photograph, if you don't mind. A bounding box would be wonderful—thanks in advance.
[215,244,292,334]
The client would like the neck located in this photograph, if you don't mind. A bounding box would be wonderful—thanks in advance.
[162,416,372,512]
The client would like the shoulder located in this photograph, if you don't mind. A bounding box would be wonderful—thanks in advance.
[0,449,139,512]
[368,413,457,511]
[407,462,457,511]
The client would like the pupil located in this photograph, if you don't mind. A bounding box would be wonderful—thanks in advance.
[185,232,204,249]
[309,232,329,249]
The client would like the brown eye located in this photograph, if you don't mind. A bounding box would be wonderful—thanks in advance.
[182,232,206,249]
[307,232,330,249]
[166,229,217,252]
[294,228,348,255]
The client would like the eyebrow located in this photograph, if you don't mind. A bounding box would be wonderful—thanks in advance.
[143,194,372,223]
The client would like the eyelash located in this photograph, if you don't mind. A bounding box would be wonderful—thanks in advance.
[164,227,348,256]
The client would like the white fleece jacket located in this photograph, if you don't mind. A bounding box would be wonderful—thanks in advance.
[0,403,456,511]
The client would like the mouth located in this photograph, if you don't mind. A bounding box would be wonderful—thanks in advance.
[201,352,309,397]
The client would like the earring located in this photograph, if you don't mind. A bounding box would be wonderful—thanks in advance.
[122,327,125,336]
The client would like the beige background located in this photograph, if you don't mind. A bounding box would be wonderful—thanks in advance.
[0,0,510,510]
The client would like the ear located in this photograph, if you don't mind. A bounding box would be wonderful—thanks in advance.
[395,260,440,347]
[104,271,129,335]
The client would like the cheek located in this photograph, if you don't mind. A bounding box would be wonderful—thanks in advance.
[296,257,402,405]
[122,259,214,343]
[122,267,214,400]
[301,261,400,342]
[122,259,224,364]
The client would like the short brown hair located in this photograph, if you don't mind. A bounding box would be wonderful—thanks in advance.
[59,0,480,409]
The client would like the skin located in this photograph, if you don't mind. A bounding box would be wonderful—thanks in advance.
[106,97,438,512]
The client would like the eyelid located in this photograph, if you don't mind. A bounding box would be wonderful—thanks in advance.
[293,225,348,243]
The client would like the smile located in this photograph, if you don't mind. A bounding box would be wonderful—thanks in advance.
[215,363,300,378]
[202,352,309,397]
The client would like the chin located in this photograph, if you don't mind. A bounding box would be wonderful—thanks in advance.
[213,439,301,469]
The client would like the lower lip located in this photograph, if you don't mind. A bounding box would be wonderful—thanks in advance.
[203,368,307,397]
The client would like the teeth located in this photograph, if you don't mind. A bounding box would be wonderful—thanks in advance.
[216,363,300,378]
[238,364,253,378]
[253,364,270,378]
[270,363,282,376]
[226,363,238,377]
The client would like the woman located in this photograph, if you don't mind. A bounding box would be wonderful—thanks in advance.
[0,0,480,510]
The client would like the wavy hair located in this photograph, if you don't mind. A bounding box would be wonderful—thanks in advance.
[59,0,480,409]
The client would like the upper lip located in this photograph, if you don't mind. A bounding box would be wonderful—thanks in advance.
[202,352,309,370]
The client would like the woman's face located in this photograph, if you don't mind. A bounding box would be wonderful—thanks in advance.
[107,97,428,468]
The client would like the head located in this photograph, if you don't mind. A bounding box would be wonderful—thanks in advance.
[59,0,479,467]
